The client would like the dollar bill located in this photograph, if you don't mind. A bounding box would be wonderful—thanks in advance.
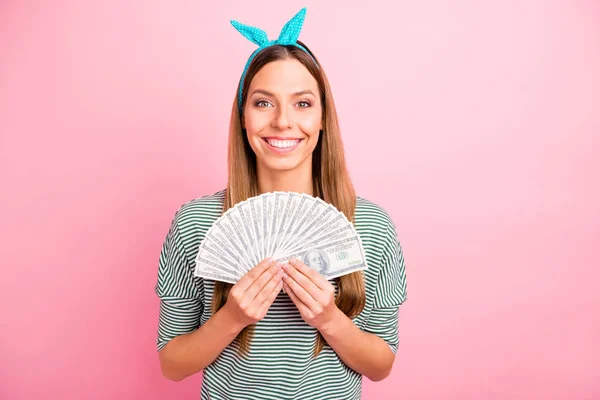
[279,197,329,254]
[198,237,237,268]
[194,252,238,284]
[250,196,264,261]
[192,192,368,285]
[275,235,368,279]
[214,211,255,270]
[248,198,264,262]
[205,222,252,273]
[279,204,338,254]
[263,193,275,260]
[283,217,356,255]
[269,192,288,257]
[278,193,314,252]
[274,193,302,255]
[235,201,260,267]
[258,194,267,261]
[194,267,238,284]
[195,246,239,277]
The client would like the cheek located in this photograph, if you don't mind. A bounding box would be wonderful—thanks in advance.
[244,112,269,137]
[298,113,322,136]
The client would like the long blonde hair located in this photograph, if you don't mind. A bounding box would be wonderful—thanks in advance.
[212,41,366,357]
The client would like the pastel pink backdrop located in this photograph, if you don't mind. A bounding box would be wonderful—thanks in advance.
[1,0,598,399]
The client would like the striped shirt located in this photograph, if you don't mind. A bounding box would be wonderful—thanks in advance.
[155,190,407,400]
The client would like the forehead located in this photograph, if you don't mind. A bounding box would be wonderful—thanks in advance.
[249,58,318,94]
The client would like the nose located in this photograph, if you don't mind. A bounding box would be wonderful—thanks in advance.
[271,106,293,130]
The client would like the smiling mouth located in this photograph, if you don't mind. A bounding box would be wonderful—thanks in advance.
[262,137,304,149]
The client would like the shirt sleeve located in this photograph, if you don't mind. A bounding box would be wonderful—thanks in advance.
[154,211,204,352]
[363,222,407,355]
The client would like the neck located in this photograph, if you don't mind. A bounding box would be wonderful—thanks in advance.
[256,160,314,196]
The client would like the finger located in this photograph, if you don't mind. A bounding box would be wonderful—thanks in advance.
[256,280,284,318]
[267,280,284,306]
[289,258,330,291]
[253,266,284,304]
[245,261,282,300]
[235,258,275,293]
[282,268,320,310]
[283,281,311,315]
[282,262,321,300]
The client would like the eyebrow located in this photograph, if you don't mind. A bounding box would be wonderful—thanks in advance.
[250,89,316,98]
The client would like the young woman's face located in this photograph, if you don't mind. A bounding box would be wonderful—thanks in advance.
[243,58,322,173]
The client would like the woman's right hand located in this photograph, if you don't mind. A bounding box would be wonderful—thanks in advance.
[223,258,284,329]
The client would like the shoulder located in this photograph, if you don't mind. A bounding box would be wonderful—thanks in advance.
[167,189,226,250]
[355,195,398,236]
[354,195,402,276]
[171,189,225,227]
[355,196,407,304]
[161,189,226,262]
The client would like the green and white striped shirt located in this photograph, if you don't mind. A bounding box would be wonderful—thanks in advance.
[155,190,407,400]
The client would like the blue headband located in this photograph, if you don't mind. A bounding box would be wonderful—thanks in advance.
[230,8,316,110]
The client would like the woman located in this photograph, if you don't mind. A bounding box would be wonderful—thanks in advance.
[155,8,407,400]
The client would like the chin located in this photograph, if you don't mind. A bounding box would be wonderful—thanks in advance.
[262,158,304,172]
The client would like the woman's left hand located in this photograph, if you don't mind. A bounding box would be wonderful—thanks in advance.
[282,258,342,332]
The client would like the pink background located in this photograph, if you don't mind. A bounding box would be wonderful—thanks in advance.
[1,1,599,399]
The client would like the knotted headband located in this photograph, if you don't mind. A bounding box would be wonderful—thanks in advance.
[230,7,316,110]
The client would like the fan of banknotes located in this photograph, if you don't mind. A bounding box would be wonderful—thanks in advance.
[193,191,368,284]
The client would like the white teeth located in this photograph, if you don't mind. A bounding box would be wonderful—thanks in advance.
[265,139,300,148]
